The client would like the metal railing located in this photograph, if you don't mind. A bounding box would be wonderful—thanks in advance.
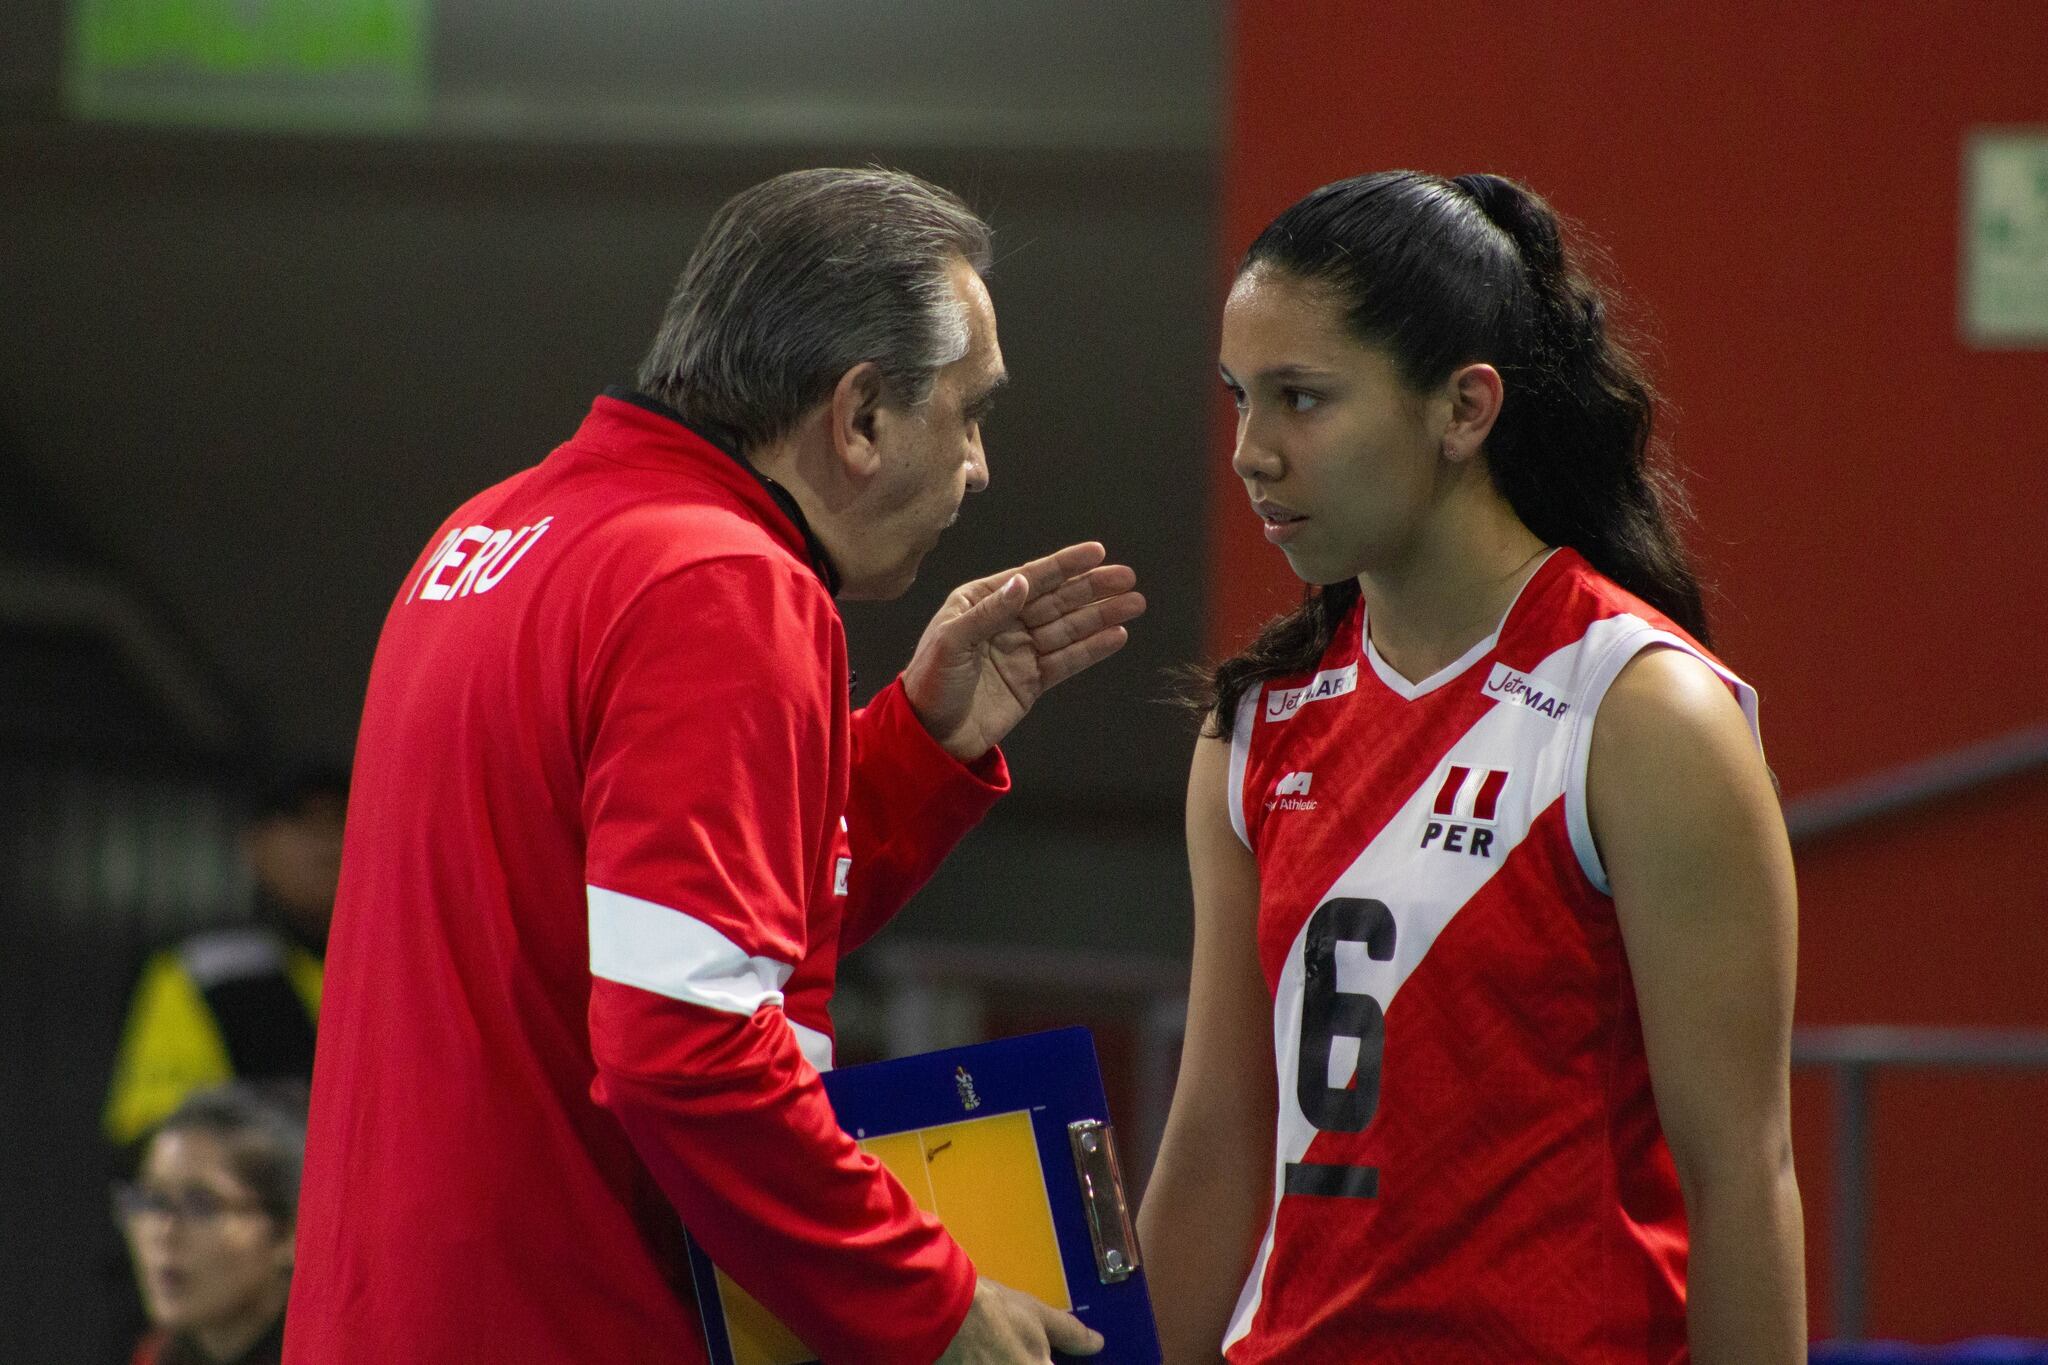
[869,950,2048,1342]
[1783,721,2048,844]
[0,560,244,754]
[1794,1027,2048,1340]
[1780,723,2048,1336]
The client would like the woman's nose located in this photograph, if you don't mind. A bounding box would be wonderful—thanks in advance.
[1231,420,1282,483]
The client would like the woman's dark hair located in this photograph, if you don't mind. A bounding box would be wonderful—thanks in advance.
[151,1082,308,1227]
[1203,170,1709,736]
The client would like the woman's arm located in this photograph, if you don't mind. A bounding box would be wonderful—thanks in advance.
[1590,648,1806,1363]
[1137,729,1278,1364]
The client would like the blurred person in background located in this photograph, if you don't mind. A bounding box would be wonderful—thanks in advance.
[104,768,347,1151]
[1140,171,1802,1363]
[287,168,1142,1363]
[116,1083,306,1365]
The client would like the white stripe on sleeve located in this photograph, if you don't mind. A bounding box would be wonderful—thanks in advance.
[1226,687,1260,851]
[788,1019,835,1072]
[587,884,794,1015]
[1563,624,1763,895]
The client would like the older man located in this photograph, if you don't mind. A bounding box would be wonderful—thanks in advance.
[286,169,1143,1363]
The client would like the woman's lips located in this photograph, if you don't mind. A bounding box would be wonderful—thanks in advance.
[1255,501,1308,545]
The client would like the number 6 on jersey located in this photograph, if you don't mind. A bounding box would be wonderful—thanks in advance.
[1287,897,1394,1199]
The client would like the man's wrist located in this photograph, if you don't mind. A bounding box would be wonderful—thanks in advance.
[897,680,998,770]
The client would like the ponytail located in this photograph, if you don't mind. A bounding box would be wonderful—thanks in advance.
[1447,173,1710,646]
[1198,171,1710,738]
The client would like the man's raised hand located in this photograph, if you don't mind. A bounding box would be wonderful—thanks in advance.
[903,542,1144,763]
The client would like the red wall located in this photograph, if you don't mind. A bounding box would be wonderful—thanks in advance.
[1217,2,2048,1339]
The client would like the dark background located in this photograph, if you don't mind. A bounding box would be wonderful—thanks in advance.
[10,0,2046,1353]
[1,3,1220,1357]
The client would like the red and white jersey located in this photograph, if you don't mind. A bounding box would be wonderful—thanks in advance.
[287,392,1002,1364]
[1221,549,1758,1364]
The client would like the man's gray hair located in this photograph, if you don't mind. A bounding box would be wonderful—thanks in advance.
[637,167,993,452]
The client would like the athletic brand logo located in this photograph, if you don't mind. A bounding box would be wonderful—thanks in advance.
[1265,663,1358,722]
[1267,769,1318,813]
[1420,765,1509,857]
[1482,662,1572,721]
[833,857,851,897]
[407,517,555,604]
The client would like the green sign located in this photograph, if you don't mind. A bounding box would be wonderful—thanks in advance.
[67,0,429,132]
[1965,130,2048,347]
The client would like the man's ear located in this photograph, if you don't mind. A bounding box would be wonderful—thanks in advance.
[829,362,888,480]
[1441,362,1505,464]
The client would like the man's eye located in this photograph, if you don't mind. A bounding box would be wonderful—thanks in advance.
[1284,389,1320,413]
[1224,385,1248,412]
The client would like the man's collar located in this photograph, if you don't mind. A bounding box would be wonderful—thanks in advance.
[602,386,842,597]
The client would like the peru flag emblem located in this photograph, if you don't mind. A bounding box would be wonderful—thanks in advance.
[1432,765,1509,824]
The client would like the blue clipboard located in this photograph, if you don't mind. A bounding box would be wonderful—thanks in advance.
[686,1026,1161,1365]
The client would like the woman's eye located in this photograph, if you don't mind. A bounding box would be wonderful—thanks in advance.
[1284,389,1320,413]
[1224,385,1248,412]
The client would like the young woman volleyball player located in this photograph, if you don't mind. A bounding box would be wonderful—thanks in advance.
[1138,171,1804,1363]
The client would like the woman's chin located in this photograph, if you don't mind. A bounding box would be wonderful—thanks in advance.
[1277,543,1334,584]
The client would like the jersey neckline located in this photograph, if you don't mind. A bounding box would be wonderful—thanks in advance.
[1359,548,1563,701]
[593,386,843,596]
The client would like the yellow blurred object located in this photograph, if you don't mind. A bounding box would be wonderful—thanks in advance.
[103,933,323,1146]
[715,1108,1070,1365]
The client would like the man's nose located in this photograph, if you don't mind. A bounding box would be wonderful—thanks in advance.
[964,431,989,494]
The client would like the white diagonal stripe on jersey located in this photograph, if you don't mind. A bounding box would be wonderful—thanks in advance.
[587,883,794,1016]
[1221,625,1602,1354]
[789,1018,834,1072]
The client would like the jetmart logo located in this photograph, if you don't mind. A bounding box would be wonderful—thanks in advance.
[1482,662,1571,722]
[1265,663,1358,722]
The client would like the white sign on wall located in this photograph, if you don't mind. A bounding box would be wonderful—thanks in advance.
[1964,130,2048,347]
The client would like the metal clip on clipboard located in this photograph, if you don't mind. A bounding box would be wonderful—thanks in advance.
[1067,1119,1140,1284]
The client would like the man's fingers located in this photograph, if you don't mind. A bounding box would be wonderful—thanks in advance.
[1016,564,1138,629]
[1019,541,1108,596]
[1028,590,1147,654]
[959,542,1108,605]
[1037,1303,1105,1357]
[946,572,1029,646]
[1036,625,1132,690]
